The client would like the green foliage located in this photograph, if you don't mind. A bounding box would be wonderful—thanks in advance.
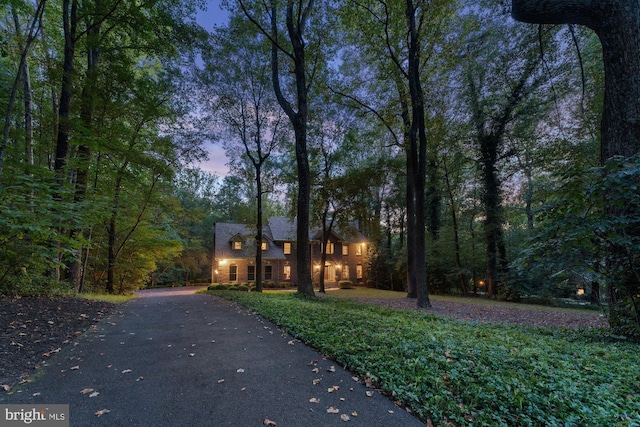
[0,170,80,296]
[78,293,134,304]
[515,155,640,340]
[338,280,353,289]
[210,292,640,426]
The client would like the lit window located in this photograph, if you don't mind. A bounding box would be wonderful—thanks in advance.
[356,243,364,256]
[342,244,349,256]
[229,265,238,281]
[261,241,267,251]
[233,241,242,250]
[356,264,363,279]
[284,242,292,255]
[283,265,291,280]
[326,241,334,254]
[248,265,255,281]
[343,264,349,279]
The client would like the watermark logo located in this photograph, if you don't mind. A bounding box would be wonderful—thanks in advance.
[1,405,68,427]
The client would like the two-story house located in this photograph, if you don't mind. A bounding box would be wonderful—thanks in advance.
[212,217,368,287]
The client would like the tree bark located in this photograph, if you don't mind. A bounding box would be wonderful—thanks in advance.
[511,0,640,160]
[406,0,430,308]
[1,1,46,173]
[70,1,102,289]
[11,8,34,169]
[264,0,314,296]
[54,0,78,177]
[443,155,467,295]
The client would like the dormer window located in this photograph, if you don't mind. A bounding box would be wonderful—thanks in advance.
[261,241,268,251]
[233,241,242,250]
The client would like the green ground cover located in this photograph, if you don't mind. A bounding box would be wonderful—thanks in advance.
[209,290,640,426]
[78,293,134,304]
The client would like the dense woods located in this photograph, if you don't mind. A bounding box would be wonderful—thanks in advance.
[1,0,638,339]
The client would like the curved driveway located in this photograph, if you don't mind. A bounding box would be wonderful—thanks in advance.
[3,287,424,426]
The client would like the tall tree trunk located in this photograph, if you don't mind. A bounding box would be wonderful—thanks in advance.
[2,1,46,173]
[443,155,467,295]
[70,1,101,289]
[481,135,503,296]
[255,167,263,292]
[406,0,430,308]
[54,0,78,177]
[11,8,34,169]
[261,0,315,296]
[512,0,640,335]
[106,173,124,295]
[511,0,640,160]
[395,76,417,298]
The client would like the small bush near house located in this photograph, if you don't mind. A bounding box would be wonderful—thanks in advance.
[338,280,353,289]
[237,285,249,292]
[207,283,228,290]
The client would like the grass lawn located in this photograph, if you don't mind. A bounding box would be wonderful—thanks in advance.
[209,290,640,426]
[78,292,134,304]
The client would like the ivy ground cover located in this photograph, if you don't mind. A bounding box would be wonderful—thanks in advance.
[209,291,640,426]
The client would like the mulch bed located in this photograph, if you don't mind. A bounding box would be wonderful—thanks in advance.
[0,297,113,389]
[0,294,608,390]
[349,297,609,329]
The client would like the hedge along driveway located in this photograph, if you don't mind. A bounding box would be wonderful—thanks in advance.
[210,291,640,426]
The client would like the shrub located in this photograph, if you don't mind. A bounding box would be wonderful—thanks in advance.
[237,285,249,292]
[338,280,353,289]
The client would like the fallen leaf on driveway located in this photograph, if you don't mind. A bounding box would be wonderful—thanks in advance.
[328,386,340,393]
[80,388,94,394]
[351,411,358,417]
[340,413,350,421]
[89,391,99,398]
[121,369,132,374]
[2,385,10,391]
[312,379,321,385]
[327,366,336,373]
[236,368,245,373]
[309,398,320,403]
[217,379,225,383]
[327,407,340,414]
[263,418,277,426]
[70,366,79,370]
[95,409,110,417]
[365,391,373,397]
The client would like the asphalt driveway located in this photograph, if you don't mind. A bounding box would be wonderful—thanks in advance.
[2,287,425,426]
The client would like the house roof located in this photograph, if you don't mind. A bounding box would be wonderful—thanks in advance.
[214,222,284,260]
[214,218,367,260]
[268,217,297,241]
